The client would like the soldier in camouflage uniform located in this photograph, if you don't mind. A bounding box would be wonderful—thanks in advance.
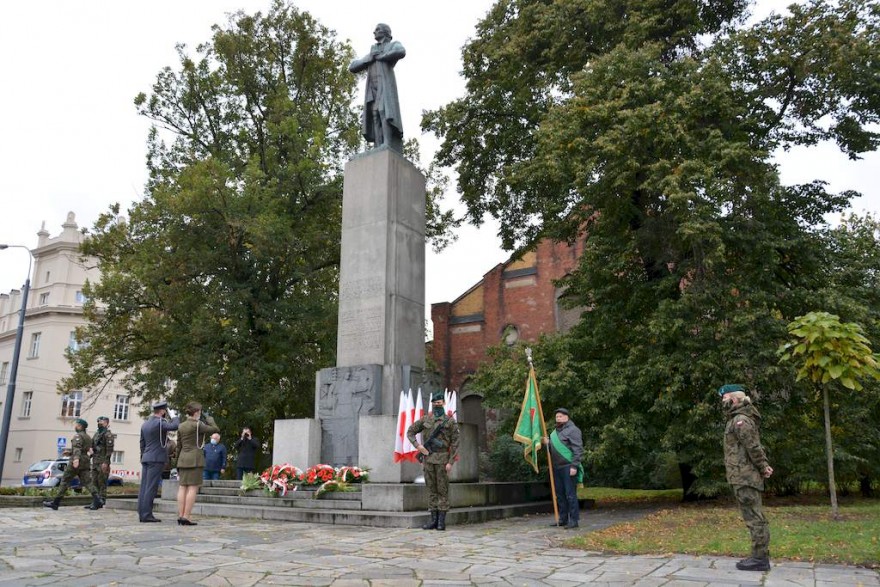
[87,416,115,503]
[43,418,105,511]
[719,384,774,572]
[407,391,460,531]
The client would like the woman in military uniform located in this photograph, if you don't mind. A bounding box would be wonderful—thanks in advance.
[407,392,460,530]
[175,402,219,525]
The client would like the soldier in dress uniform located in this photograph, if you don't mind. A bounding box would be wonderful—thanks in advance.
[138,401,180,522]
[87,415,115,505]
[43,418,104,511]
[407,391,460,531]
[719,384,774,572]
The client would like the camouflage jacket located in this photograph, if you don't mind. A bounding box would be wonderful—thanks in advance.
[723,402,770,490]
[70,430,93,467]
[91,427,115,464]
[407,413,460,465]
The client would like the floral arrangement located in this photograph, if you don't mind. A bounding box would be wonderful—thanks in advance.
[259,463,304,496]
[247,463,370,498]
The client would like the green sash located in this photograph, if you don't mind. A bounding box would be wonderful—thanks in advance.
[549,430,585,484]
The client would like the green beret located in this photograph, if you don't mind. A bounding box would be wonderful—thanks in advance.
[97,416,109,422]
[718,384,745,396]
[430,392,445,402]
[74,418,88,428]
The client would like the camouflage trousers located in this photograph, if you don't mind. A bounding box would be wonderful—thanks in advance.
[734,485,770,559]
[54,465,98,499]
[90,461,111,499]
[423,463,450,512]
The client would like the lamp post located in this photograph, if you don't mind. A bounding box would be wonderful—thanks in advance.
[0,244,33,484]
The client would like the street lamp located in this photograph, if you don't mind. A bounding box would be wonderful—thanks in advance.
[0,244,33,484]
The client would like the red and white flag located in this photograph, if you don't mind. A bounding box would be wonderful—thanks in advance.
[413,388,425,459]
[447,390,458,420]
[402,389,418,462]
[393,390,407,462]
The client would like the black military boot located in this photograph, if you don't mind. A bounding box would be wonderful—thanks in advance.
[436,511,447,531]
[42,497,61,510]
[86,492,104,510]
[422,510,439,530]
[736,557,770,571]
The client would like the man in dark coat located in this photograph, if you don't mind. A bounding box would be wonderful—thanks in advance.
[542,408,584,529]
[137,401,179,522]
[407,392,460,531]
[349,23,406,152]
[43,418,104,511]
[234,427,260,480]
[719,384,774,571]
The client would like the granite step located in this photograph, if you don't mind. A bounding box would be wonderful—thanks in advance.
[188,493,364,510]
[104,497,553,528]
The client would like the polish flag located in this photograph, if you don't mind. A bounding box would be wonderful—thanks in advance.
[393,390,407,462]
[411,388,425,462]
[402,389,418,462]
[447,390,458,420]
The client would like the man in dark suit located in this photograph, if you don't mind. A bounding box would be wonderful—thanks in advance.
[137,401,179,522]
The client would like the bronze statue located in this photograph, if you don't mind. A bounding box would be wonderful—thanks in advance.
[349,23,406,152]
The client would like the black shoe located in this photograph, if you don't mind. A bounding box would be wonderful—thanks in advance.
[736,557,770,571]
[436,511,446,531]
[140,517,162,523]
[177,518,197,526]
[422,510,439,530]
[42,499,60,510]
[565,522,579,529]
[549,522,564,527]
[87,494,104,510]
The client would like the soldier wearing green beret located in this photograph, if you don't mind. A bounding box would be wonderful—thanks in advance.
[43,419,104,511]
[87,416,115,504]
[719,384,774,572]
[407,391,460,531]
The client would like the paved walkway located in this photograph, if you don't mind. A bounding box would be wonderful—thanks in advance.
[0,506,876,586]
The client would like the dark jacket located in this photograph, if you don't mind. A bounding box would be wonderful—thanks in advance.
[203,442,227,472]
[724,401,770,490]
[548,420,584,469]
[140,415,180,464]
[234,436,260,469]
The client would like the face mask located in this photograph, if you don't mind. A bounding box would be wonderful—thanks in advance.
[97,425,106,432]
[432,406,445,418]
[210,439,218,445]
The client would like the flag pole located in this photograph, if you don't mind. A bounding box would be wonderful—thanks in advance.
[526,347,559,525]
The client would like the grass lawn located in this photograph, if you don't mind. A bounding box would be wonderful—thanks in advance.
[569,489,880,568]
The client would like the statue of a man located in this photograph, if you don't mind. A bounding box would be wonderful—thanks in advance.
[349,23,406,152]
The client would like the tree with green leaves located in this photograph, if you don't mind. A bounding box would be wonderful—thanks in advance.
[426,0,880,495]
[778,311,880,516]
[61,1,362,445]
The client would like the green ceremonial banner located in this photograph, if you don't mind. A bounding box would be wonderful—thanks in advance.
[513,367,545,473]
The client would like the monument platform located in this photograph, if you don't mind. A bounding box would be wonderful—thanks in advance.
[104,480,557,528]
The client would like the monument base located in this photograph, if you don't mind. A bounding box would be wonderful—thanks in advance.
[272,416,479,484]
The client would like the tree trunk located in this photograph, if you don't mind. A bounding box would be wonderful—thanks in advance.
[822,386,839,519]
[679,462,699,502]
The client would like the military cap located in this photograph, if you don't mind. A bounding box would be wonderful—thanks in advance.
[430,392,445,402]
[717,384,746,396]
[151,401,168,410]
[554,408,570,416]
[74,418,88,428]
[97,416,110,422]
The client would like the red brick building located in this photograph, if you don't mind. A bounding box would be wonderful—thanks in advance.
[431,237,586,393]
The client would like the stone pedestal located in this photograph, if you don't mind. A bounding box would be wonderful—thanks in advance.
[272,419,320,470]
[337,148,426,415]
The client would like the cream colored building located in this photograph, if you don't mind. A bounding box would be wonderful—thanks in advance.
[0,213,144,486]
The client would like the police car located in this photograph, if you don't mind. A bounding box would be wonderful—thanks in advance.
[21,458,123,488]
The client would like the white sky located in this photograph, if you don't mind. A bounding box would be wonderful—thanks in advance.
[1,1,878,334]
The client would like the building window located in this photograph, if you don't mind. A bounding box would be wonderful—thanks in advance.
[75,290,87,304]
[39,292,50,305]
[113,395,130,421]
[111,451,124,465]
[61,390,83,418]
[0,362,8,385]
[29,333,42,358]
[21,391,32,418]
[14,448,23,462]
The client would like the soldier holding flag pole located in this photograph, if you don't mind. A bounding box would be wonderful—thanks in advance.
[513,348,560,526]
